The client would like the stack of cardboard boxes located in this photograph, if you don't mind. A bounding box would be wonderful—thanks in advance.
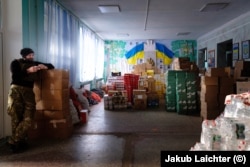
[234,60,250,81]
[104,90,128,110]
[200,67,234,119]
[165,70,198,115]
[138,76,160,108]
[165,71,177,112]
[28,69,72,139]
[132,62,161,76]
[200,76,220,119]
[172,57,199,72]
[234,60,250,95]
[133,89,147,109]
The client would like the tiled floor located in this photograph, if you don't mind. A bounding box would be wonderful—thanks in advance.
[0,100,202,167]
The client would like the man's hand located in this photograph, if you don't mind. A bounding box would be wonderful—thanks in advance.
[27,66,40,73]
[27,64,49,73]
[38,64,48,70]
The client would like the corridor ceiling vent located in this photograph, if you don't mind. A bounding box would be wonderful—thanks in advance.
[98,5,120,13]
[176,32,191,36]
[200,3,229,12]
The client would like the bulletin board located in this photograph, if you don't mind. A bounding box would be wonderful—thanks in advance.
[242,40,250,59]
[207,50,215,68]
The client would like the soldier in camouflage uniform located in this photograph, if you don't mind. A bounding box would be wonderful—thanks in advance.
[7,48,54,153]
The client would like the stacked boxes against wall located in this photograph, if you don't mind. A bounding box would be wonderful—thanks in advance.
[104,90,128,110]
[133,89,147,110]
[234,60,250,80]
[200,76,219,120]
[132,62,165,107]
[105,75,128,110]
[29,69,72,139]
[176,71,198,115]
[236,82,250,94]
[200,67,234,119]
[234,60,250,96]
[106,76,125,92]
[138,76,160,107]
[172,57,199,72]
[186,72,198,114]
[146,77,159,107]
[148,74,165,108]
[154,74,166,99]
[166,70,198,114]
[165,71,177,112]
[124,74,140,104]
[176,71,188,114]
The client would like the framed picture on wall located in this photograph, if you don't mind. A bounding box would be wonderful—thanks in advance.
[233,43,239,60]
[242,40,250,59]
[207,50,215,68]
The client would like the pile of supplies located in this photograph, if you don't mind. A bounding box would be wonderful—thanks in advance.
[191,92,250,150]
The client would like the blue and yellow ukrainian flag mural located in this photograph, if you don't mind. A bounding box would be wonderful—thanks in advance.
[125,43,144,65]
[155,42,174,65]
[125,42,174,65]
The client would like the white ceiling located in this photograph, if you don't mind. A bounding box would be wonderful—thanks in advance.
[57,0,250,40]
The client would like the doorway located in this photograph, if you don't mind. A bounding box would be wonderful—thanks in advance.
[198,48,207,69]
[217,39,233,68]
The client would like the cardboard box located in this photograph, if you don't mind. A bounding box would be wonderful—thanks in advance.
[138,80,148,90]
[234,61,243,80]
[201,85,218,94]
[207,67,230,77]
[43,109,70,120]
[133,63,146,73]
[133,89,147,109]
[147,78,156,92]
[236,81,250,94]
[33,74,42,102]
[41,89,69,101]
[44,117,73,139]
[36,98,69,111]
[200,108,221,120]
[42,78,69,90]
[27,120,45,139]
[133,89,146,96]
[200,91,218,104]
[201,76,218,85]
[147,92,159,101]
[34,110,44,120]
[219,86,234,94]
[134,94,147,100]
[146,62,153,70]
[219,77,234,86]
[41,69,69,79]
[133,98,147,110]
[108,90,119,96]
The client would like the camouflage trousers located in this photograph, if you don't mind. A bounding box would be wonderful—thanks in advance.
[7,84,36,144]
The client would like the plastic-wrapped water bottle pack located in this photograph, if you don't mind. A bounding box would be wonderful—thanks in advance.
[191,92,250,151]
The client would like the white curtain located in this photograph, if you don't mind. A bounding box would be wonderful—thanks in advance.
[44,0,104,86]
[96,40,105,79]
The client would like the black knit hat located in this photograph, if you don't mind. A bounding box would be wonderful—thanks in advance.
[20,48,34,58]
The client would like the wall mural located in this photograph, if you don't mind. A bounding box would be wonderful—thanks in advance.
[171,40,196,62]
[104,40,197,81]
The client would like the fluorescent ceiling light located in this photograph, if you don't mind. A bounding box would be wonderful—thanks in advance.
[176,32,191,36]
[98,5,120,13]
[200,3,229,12]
